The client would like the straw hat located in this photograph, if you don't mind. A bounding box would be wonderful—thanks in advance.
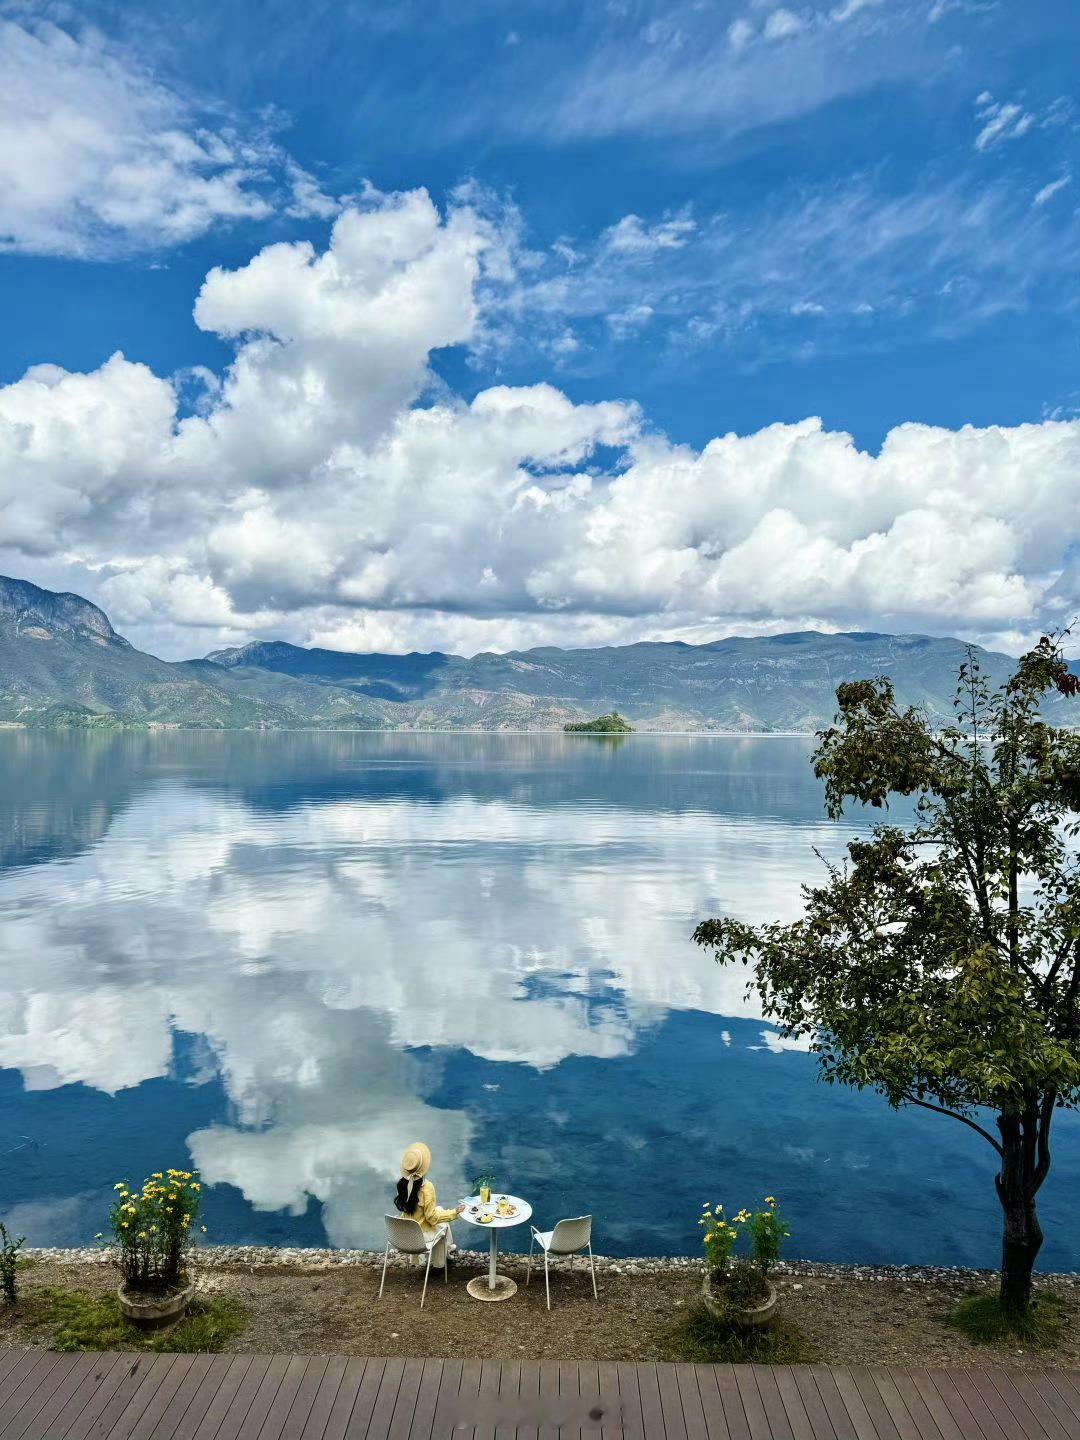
[400,1142,432,1180]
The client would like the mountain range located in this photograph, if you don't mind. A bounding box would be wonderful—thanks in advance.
[2,574,1076,732]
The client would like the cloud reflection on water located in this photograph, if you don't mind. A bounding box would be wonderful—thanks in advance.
[0,733,871,1247]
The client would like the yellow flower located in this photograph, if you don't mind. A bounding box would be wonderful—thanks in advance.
[191,1183,201,1191]
[200,1226,208,1234]
[765,1196,776,1205]
[113,1182,125,1191]
[120,1221,129,1229]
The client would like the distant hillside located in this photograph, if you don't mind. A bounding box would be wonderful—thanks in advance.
[0,576,388,730]
[208,630,1079,731]
[3,574,1077,731]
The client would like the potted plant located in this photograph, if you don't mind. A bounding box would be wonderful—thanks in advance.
[472,1171,498,1204]
[699,1196,788,1326]
[108,1168,204,1326]
[0,1222,25,1305]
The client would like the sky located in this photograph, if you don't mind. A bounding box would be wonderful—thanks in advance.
[0,0,1078,659]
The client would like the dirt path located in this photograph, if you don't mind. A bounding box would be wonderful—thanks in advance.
[3,1253,1078,1370]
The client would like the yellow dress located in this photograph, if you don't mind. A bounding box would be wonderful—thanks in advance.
[409,1180,456,1266]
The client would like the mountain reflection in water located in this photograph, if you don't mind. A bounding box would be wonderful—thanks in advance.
[1,731,1076,1268]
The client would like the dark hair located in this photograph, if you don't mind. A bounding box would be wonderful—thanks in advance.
[394,1177,423,1216]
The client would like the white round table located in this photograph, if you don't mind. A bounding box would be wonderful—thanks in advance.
[460,1193,532,1301]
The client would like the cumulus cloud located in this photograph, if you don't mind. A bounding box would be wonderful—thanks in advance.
[1,184,1079,659]
[0,19,338,257]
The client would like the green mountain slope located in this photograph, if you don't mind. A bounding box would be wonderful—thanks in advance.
[4,574,1076,731]
[0,576,389,729]
[208,630,1079,731]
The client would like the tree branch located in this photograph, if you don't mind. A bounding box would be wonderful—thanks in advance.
[901,1092,1004,1155]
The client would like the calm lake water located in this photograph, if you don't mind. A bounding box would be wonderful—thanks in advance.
[1,731,1077,1269]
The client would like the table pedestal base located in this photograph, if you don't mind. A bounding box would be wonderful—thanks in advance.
[466,1275,517,1302]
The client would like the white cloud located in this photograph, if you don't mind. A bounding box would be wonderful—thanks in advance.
[1033,174,1072,207]
[764,9,806,41]
[0,19,336,257]
[513,173,1077,364]
[1,185,1079,660]
[602,211,696,255]
[973,94,1034,152]
[479,0,933,145]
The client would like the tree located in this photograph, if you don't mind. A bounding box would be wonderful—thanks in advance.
[693,636,1080,1315]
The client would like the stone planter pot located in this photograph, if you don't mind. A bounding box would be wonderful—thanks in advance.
[701,1271,778,1327]
[118,1278,194,1328]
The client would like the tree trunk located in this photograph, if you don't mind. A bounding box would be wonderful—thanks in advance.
[996,1108,1047,1316]
[999,1197,1043,1314]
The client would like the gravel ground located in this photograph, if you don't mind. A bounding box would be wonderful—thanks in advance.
[3,1248,1077,1370]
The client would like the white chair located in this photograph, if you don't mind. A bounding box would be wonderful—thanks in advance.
[526,1215,597,1310]
[378,1215,449,1308]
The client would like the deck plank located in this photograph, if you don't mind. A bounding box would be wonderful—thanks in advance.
[405,1358,443,1440]
[1022,1376,1080,1437]
[768,1367,817,1440]
[126,1354,199,1440]
[751,1367,795,1440]
[880,1371,943,1440]
[0,1352,1075,1440]
[733,1367,771,1440]
[0,1351,65,1423]
[189,1354,263,1440]
[780,1368,835,1440]
[428,1357,462,1440]
[615,1364,646,1440]
[981,1371,1068,1440]
[387,1360,426,1440]
[846,1371,901,1440]
[0,1350,81,1438]
[3,1351,106,1440]
[365,1357,408,1440]
[153,1354,228,1440]
[804,1369,858,1440]
[932,1368,1007,1440]
[517,1359,541,1440]
[278,1355,332,1440]
[495,1361,521,1440]
[537,1361,559,1440]
[596,1361,621,1440]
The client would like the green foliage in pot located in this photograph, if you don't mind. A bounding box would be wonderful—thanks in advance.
[108,1167,205,1295]
[0,1222,25,1304]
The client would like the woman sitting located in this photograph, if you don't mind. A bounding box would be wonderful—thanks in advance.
[394,1142,464,1269]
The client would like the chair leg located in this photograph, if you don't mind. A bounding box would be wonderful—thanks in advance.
[421,1248,433,1309]
[379,1243,390,1299]
[526,1235,534,1286]
[544,1251,551,1311]
[589,1244,597,1300]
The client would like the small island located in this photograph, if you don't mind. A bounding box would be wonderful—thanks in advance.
[563,710,634,733]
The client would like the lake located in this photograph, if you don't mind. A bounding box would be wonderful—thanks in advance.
[1,730,1076,1269]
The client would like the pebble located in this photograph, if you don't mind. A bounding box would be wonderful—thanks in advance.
[20,1245,1080,1287]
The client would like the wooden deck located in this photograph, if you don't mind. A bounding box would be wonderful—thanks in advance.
[0,1350,1077,1440]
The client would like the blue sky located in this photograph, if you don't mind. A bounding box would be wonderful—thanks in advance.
[0,1,1078,656]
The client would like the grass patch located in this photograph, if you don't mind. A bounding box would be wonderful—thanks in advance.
[660,1303,819,1364]
[41,1288,246,1354]
[943,1292,1068,1348]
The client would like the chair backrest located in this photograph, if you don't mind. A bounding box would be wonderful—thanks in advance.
[549,1215,592,1254]
[384,1214,428,1254]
